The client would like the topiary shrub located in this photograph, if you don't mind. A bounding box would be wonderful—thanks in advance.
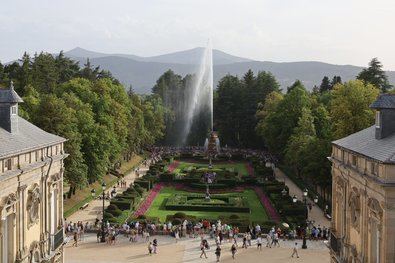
[172,218,182,226]
[173,212,187,219]
[107,208,122,217]
[107,204,119,211]
[229,214,240,220]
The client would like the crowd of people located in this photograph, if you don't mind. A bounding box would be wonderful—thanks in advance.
[65,216,329,261]
[148,146,278,165]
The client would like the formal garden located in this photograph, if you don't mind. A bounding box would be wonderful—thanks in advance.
[102,152,308,232]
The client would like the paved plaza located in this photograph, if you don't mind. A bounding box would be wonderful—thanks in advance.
[64,233,330,263]
[65,162,331,262]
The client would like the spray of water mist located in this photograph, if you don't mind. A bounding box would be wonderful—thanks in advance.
[180,40,213,145]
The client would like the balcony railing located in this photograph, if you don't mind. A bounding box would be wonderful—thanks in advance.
[52,228,64,251]
[330,232,340,255]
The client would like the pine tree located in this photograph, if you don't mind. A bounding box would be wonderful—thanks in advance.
[357,58,392,93]
[319,76,331,93]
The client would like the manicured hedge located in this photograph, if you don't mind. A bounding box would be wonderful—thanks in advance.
[134,180,150,190]
[189,183,228,189]
[110,199,131,210]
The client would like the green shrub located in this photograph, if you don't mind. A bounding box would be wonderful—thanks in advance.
[173,212,187,219]
[134,184,145,195]
[159,172,174,182]
[103,212,115,220]
[172,218,182,225]
[110,200,131,210]
[137,215,147,219]
[134,180,150,190]
[107,208,122,217]
[229,214,240,220]
[107,204,119,211]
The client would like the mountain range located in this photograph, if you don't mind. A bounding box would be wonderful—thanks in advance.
[63,47,395,94]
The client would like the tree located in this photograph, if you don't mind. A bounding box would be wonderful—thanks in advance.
[357,58,392,93]
[257,82,311,155]
[285,108,316,178]
[31,52,59,93]
[34,94,88,190]
[331,76,342,87]
[319,76,331,93]
[330,80,379,139]
[214,74,243,146]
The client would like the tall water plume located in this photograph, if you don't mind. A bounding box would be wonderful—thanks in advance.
[180,40,213,145]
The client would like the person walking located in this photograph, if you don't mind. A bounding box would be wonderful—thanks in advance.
[291,242,300,258]
[148,242,153,255]
[153,238,158,254]
[175,230,180,243]
[231,243,237,259]
[257,235,262,250]
[200,240,208,259]
[215,245,221,262]
[242,234,248,249]
[266,232,272,248]
[72,232,78,247]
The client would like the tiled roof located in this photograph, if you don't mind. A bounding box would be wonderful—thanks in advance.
[0,86,23,103]
[0,117,66,158]
[370,94,395,109]
[332,126,395,164]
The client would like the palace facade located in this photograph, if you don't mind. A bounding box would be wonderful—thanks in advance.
[330,94,395,263]
[0,83,67,262]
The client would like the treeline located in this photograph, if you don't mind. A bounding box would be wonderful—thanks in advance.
[0,52,165,195]
[214,70,280,148]
[256,58,390,202]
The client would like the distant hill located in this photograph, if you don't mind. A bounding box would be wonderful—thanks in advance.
[47,47,395,93]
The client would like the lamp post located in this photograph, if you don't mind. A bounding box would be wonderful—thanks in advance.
[302,189,308,249]
[314,195,318,205]
[100,182,106,243]
[292,195,297,203]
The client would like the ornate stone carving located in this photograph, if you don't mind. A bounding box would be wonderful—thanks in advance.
[349,188,361,231]
[51,173,61,183]
[29,241,41,263]
[368,197,383,219]
[4,193,18,207]
[27,185,40,228]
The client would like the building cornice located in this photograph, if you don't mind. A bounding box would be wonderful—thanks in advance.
[0,154,68,183]
[331,156,395,186]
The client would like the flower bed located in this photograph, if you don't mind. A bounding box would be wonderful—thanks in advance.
[167,161,180,173]
[245,163,254,176]
[252,186,280,223]
[133,183,164,217]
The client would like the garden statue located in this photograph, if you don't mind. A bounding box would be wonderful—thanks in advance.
[204,131,220,166]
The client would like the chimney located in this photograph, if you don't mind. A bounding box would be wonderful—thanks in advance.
[0,81,24,133]
[370,94,395,140]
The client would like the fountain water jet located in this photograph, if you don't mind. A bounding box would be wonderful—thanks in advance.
[180,40,214,145]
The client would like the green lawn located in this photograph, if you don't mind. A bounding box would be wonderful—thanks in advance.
[145,187,268,223]
[169,161,249,176]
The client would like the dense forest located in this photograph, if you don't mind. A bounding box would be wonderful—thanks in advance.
[0,52,166,196]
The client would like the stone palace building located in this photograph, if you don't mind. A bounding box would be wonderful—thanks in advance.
[0,83,67,262]
[330,94,395,263]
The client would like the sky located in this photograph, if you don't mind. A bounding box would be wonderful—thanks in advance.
[1,0,395,69]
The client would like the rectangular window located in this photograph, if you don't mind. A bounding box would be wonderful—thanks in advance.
[371,162,378,175]
[4,159,12,171]
[375,111,381,128]
[11,105,17,115]
[352,155,357,166]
